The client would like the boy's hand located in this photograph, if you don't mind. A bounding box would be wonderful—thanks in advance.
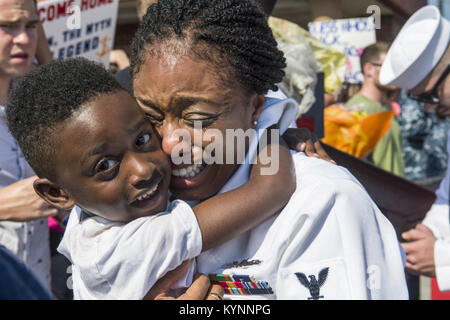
[282,128,336,164]
[143,261,224,300]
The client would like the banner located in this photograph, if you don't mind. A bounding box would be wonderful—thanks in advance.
[308,18,376,84]
[37,0,119,68]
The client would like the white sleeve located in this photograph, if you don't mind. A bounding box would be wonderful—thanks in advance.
[422,183,450,292]
[333,181,408,299]
[424,142,450,292]
[434,237,450,292]
[275,177,408,300]
[422,204,450,239]
[435,134,450,205]
[56,205,83,262]
[91,200,202,299]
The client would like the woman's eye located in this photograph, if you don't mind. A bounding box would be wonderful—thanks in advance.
[145,114,163,124]
[183,116,218,127]
[136,132,151,147]
[95,159,117,173]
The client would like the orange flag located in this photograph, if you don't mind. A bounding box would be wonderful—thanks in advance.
[322,105,394,158]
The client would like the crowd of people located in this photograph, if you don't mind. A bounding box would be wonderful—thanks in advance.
[328,41,450,183]
[0,0,449,301]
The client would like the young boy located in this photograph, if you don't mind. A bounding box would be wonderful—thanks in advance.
[6,58,295,299]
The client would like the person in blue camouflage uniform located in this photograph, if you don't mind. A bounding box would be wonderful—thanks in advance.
[398,90,450,181]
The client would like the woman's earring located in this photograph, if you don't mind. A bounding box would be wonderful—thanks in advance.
[253,120,258,126]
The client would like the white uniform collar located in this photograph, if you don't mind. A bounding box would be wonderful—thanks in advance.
[218,94,297,194]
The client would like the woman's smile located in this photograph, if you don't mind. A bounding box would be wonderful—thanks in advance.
[170,163,212,189]
[172,163,205,178]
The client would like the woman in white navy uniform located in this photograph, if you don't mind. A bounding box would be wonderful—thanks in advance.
[132,0,408,299]
[379,5,450,292]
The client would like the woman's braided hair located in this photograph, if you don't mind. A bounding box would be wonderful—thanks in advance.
[130,0,286,95]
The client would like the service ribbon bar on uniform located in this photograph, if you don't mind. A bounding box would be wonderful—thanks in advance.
[208,273,274,295]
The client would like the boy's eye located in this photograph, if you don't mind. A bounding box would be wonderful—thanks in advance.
[136,132,151,148]
[95,159,117,173]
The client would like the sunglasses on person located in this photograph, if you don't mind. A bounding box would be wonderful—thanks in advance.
[407,64,450,104]
[369,62,383,67]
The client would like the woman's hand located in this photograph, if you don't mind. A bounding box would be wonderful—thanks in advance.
[282,128,336,164]
[143,261,224,300]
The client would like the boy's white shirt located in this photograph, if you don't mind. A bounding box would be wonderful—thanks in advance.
[422,130,450,292]
[195,91,409,299]
[57,200,202,300]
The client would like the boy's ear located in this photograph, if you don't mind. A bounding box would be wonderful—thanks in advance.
[33,178,75,211]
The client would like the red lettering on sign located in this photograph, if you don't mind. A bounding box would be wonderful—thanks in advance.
[38,0,75,23]
[80,0,88,11]
[80,0,114,11]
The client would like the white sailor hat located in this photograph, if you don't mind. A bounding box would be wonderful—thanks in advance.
[380,5,450,90]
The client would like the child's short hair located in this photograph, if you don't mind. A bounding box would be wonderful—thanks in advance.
[6,57,123,180]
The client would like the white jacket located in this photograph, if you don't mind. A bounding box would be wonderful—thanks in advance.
[196,92,409,299]
[58,200,201,299]
[422,130,450,292]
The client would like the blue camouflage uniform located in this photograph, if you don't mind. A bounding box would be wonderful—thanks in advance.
[398,90,450,181]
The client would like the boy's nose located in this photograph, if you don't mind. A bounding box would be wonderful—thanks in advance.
[127,153,157,188]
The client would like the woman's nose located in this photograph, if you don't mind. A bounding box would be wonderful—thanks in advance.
[160,123,192,159]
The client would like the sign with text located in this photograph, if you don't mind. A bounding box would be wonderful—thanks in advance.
[308,17,376,84]
[37,0,119,68]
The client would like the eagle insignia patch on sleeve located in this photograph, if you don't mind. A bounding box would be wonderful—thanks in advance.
[295,267,329,300]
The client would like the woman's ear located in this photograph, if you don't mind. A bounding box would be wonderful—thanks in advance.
[250,94,265,125]
[33,178,75,211]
